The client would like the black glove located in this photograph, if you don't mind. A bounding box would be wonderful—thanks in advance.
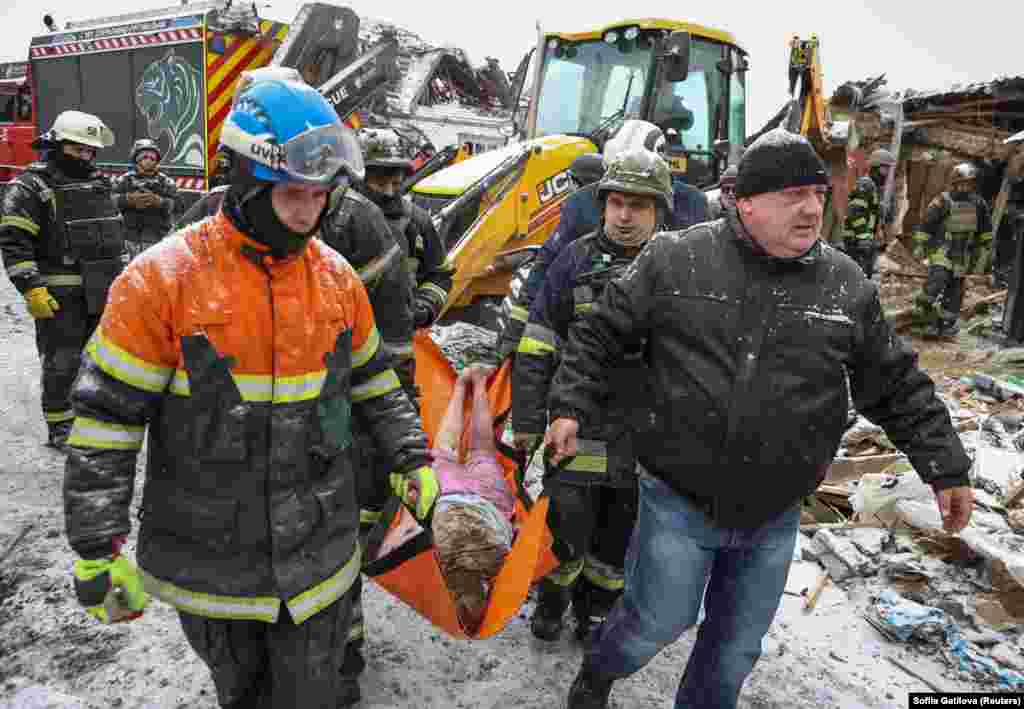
[413,304,433,329]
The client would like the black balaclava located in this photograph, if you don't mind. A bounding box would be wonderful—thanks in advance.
[224,183,324,260]
[54,143,96,179]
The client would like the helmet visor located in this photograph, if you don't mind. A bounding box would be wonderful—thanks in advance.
[223,122,365,184]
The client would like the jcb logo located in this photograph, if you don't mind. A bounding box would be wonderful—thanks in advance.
[537,169,572,205]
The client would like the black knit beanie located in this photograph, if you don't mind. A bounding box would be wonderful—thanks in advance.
[734,129,828,198]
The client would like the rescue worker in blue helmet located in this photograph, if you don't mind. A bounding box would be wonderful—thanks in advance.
[63,75,438,709]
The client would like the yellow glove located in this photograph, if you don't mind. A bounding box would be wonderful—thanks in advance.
[390,465,440,521]
[25,287,60,319]
[73,554,149,624]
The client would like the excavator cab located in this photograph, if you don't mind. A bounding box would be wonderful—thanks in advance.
[411,19,746,322]
[512,21,747,186]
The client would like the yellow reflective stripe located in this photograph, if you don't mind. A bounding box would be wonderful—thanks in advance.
[7,260,36,278]
[142,570,281,622]
[575,303,595,314]
[420,281,448,304]
[547,558,584,586]
[518,336,556,355]
[582,555,624,591]
[357,243,401,285]
[360,509,383,525]
[850,217,867,227]
[87,331,174,394]
[67,416,145,450]
[44,409,75,423]
[287,546,361,624]
[523,323,557,348]
[564,455,607,473]
[928,248,952,269]
[848,199,869,209]
[168,370,327,403]
[273,371,327,403]
[43,274,84,286]
[563,438,607,473]
[1,215,40,236]
[978,231,993,245]
[351,369,401,402]
[347,622,365,642]
[509,304,529,322]
[353,326,380,369]
[912,231,930,243]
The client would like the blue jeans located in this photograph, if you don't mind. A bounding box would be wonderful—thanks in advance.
[585,472,799,709]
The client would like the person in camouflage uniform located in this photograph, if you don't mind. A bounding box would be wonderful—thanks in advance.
[114,139,178,260]
[911,162,994,337]
[843,148,895,277]
[0,110,122,448]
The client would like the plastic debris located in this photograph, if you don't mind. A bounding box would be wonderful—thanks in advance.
[870,590,1024,690]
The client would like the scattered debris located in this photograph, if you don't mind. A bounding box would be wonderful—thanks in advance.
[870,590,1024,690]
[803,571,831,612]
[885,655,948,693]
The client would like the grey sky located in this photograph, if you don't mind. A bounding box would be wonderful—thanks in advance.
[2,0,1015,132]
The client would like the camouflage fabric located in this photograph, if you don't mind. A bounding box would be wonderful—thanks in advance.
[113,170,179,257]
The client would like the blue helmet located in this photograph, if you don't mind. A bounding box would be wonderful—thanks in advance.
[219,77,364,186]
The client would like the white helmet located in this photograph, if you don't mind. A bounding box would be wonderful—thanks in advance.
[1006,130,1024,146]
[952,162,978,184]
[604,120,666,166]
[46,110,115,149]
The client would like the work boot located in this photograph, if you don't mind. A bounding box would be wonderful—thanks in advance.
[567,666,614,709]
[337,676,361,707]
[530,580,571,641]
[46,421,73,450]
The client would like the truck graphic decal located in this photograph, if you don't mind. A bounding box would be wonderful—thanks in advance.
[136,49,204,167]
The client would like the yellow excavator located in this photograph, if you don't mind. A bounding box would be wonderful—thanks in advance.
[410,19,749,322]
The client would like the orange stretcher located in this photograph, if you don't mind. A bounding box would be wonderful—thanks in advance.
[362,331,558,639]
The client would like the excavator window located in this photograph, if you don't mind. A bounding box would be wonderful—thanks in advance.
[728,50,747,152]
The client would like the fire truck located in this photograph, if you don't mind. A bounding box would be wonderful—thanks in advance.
[0,61,36,183]
[15,1,290,205]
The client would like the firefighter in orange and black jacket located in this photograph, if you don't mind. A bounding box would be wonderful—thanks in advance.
[63,76,439,709]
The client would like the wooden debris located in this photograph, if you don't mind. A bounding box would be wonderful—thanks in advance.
[0,523,33,566]
[800,520,890,532]
[1005,480,1024,509]
[886,655,948,693]
[803,571,830,612]
[825,454,904,485]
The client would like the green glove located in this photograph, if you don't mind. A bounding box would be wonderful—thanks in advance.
[73,553,148,624]
[390,465,440,521]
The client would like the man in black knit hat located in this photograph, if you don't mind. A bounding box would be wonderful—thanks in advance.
[546,128,974,709]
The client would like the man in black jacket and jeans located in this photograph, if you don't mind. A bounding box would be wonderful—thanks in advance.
[546,129,974,709]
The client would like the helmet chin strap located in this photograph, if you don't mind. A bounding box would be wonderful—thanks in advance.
[54,147,95,179]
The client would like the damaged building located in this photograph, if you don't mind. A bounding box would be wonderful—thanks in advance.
[826,74,1024,338]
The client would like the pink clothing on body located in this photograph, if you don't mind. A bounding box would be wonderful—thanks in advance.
[431,447,514,520]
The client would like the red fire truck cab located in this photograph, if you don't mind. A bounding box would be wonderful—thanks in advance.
[0,61,37,183]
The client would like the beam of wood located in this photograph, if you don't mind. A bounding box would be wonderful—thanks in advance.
[803,571,830,612]
[885,655,948,693]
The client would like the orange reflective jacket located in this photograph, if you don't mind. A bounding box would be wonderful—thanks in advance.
[64,211,430,624]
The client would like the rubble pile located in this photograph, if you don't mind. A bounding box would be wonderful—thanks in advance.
[800,376,1024,691]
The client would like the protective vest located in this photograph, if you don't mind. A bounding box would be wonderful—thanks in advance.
[944,194,981,270]
[514,231,648,487]
[119,173,175,241]
[20,165,124,312]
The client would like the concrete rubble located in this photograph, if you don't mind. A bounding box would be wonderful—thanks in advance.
[799,377,1024,690]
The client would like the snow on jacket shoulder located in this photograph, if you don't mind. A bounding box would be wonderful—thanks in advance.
[551,213,971,528]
